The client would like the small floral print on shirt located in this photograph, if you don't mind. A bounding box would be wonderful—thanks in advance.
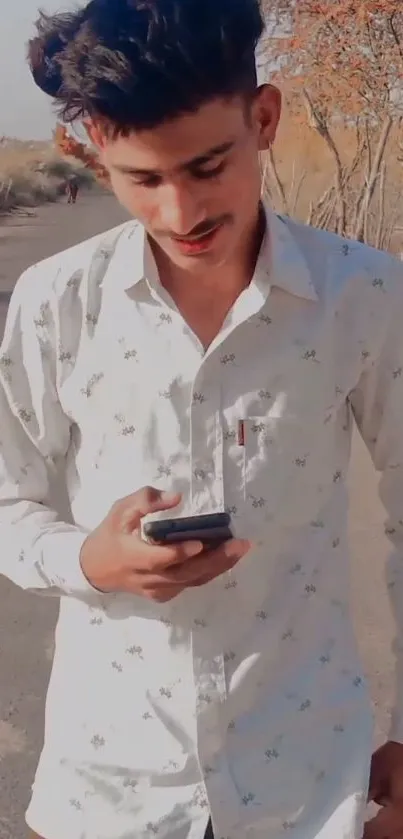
[2,204,402,839]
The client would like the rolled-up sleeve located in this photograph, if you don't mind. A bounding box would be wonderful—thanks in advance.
[350,264,403,742]
[0,268,97,601]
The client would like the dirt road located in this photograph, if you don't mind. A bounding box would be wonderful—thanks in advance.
[0,193,129,839]
[0,193,395,839]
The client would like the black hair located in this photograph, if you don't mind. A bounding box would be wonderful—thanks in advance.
[27,0,264,134]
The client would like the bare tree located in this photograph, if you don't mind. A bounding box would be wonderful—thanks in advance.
[260,0,403,246]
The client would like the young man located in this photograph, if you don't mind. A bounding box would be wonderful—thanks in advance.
[1,1,403,837]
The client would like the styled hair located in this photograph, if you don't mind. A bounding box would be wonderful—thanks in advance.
[27,0,265,134]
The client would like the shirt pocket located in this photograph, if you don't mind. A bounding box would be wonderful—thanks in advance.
[242,415,323,529]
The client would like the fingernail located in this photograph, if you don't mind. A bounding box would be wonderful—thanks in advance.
[239,540,252,552]
[185,541,203,557]
[226,540,250,559]
[161,491,180,502]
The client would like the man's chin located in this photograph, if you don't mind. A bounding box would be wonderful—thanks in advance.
[173,249,224,270]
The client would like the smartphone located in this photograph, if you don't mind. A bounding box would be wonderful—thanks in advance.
[143,512,232,546]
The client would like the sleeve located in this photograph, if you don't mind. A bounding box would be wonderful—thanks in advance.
[349,264,403,743]
[0,268,100,602]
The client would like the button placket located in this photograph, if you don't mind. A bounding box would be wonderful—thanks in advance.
[192,626,242,835]
[189,362,239,833]
[190,369,223,514]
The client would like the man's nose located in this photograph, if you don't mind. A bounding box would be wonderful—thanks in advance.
[159,183,207,236]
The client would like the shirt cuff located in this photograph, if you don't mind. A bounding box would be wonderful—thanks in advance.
[33,528,106,601]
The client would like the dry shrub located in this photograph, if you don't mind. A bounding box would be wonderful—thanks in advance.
[263,110,403,254]
[0,138,95,215]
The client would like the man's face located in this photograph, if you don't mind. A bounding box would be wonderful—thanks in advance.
[91,88,280,272]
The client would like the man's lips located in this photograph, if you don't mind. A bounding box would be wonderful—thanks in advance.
[172,224,223,253]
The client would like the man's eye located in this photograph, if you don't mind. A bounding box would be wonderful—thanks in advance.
[131,175,161,188]
[193,161,227,180]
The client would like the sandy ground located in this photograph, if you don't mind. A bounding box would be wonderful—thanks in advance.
[0,192,396,839]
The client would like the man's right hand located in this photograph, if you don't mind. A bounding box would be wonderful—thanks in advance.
[80,487,251,602]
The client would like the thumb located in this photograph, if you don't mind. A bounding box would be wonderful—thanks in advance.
[390,761,403,807]
[368,747,387,803]
[363,805,398,839]
[368,772,382,804]
[116,488,181,533]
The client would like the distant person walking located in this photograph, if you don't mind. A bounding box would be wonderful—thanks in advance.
[66,178,79,204]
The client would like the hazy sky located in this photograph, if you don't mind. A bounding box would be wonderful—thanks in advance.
[2,1,76,140]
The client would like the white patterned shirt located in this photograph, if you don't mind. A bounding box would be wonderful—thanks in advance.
[1,205,403,839]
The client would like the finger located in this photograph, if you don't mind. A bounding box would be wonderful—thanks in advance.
[187,540,252,587]
[204,538,252,560]
[368,784,384,806]
[166,539,251,585]
[137,540,249,590]
[112,488,182,532]
[140,583,185,603]
[363,804,403,839]
[372,795,392,808]
[132,536,205,571]
[368,748,386,803]
[391,767,403,809]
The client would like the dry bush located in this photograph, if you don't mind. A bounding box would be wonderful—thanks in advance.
[0,138,95,215]
[262,111,403,255]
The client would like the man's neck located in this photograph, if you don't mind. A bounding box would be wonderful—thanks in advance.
[150,204,267,348]
[153,207,266,304]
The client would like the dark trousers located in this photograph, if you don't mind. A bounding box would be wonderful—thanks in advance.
[204,819,214,838]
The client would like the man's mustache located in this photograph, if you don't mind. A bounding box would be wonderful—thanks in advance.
[157,215,233,240]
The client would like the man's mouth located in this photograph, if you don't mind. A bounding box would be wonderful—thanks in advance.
[172,223,223,255]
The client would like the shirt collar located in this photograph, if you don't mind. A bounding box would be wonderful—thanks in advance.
[109,203,318,302]
[260,207,318,302]
[108,220,156,291]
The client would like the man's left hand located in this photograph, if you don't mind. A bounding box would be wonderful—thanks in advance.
[364,742,403,838]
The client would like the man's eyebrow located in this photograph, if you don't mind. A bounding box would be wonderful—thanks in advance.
[114,140,235,177]
[183,140,235,169]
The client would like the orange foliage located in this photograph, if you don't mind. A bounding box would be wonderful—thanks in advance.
[54,124,109,184]
[263,0,403,120]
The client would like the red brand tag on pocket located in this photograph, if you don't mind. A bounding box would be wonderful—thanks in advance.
[237,420,245,446]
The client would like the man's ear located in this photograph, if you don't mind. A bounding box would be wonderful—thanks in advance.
[252,84,282,151]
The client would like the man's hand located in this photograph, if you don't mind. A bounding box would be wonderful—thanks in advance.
[80,487,251,601]
[364,742,403,838]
